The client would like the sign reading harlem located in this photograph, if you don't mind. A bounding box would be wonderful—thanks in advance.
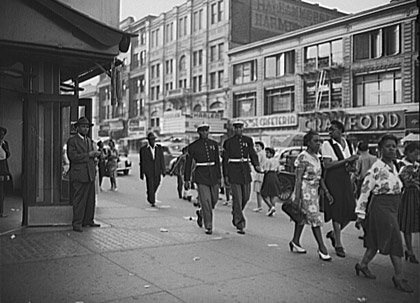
[251,0,334,33]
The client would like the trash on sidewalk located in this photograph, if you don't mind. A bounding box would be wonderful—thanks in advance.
[159,205,171,208]
[10,234,16,239]
[128,273,134,276]
[183,216,193,220]
[193,257,200,261]
[357,297,367,303]
[212,237,222,240]
[160,228,168,232]
[267,244,279,247]
[144,285,150,288]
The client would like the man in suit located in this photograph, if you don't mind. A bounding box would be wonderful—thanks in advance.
[139,132,165,207]
[67,117,101,232]
[223,120,261,234]
[184,123,221,235]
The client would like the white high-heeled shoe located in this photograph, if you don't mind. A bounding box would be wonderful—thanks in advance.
[289,241,307,254]
[318,250,332,261]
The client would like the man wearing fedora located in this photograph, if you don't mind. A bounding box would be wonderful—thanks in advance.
[139,132,165,207]
[223,120,261,234]
[184,123,221,235]
[67,117,101,232]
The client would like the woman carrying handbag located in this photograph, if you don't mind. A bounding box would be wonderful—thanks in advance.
[288,130,333,261]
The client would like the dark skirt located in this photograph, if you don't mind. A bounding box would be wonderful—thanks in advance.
[364,194,403,257]
[398,187,420,233]
[261,172,282,197]
[324,165,357,224]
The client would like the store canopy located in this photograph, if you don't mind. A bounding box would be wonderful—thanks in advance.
[401,133,420,144]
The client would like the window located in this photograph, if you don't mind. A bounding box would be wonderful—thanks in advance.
[165,82,173,92]
[218,70,224,88]
[140,30,146,45]
[134,77,145,94]
[179,16,188,37]
[193,9,203,32]
[165,22,174,42]
[354,25,400,61]
[304,76,342,111]
[233,60,257,84]
[151,117,160,127]
[140,51,146,66]
[165,59,173,74]
[211,1,224,24]
[210,45,217,62]
[193,75,202,92]
[150,85,160,100]
[210,72,216,89]
[354,71,402,107]
[264,87,294,114]
[151,64,160,79]
[218,43,224,60]
[132,37,139,48]
[265,50,295,78]
[304,40,342,70]
[151,29,160,48]
[179,79,187,88]
[193,50,203,66]
[179,56,186,71]
[132,53,139,68]
[233,92,256,117]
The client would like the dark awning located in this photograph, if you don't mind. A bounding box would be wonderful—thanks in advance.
[29,0,136,52]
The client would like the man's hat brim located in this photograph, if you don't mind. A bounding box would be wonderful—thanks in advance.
[75,117,93,127]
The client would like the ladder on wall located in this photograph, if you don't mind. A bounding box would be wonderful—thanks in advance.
[314,70,326,112]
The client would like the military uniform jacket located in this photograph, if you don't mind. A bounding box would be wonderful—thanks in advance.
[184,138,221,186]
[222,135,259,184]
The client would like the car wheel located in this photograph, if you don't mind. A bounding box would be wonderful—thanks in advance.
[277,174,294,202]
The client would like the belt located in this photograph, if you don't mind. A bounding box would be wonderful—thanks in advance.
[228,158,249,163]
[195,162,216,166]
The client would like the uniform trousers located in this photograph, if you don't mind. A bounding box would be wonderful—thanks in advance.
[71,181,96,228]
[230,183,251,230]
[197,183,219,230]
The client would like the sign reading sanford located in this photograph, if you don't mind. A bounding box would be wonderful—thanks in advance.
[240,113,298,129]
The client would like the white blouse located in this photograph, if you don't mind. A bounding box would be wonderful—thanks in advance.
[355,159,403,219]
[321,138,352,161]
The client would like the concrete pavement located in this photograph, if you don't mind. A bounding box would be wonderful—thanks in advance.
[0,176,419,303]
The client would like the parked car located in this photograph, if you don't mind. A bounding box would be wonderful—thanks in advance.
[160,142,184,173]
[274,146,306,172]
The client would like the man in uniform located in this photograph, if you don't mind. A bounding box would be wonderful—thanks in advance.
[223,120,261,234]
[184,123,221,235]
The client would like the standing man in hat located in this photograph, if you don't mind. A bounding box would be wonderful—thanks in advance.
[184,123,221,235]
[139,132,165,207]
[223,120,261,234]
[67,117,101,232]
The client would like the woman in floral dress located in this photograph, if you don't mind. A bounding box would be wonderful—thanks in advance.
[289,130,333,260]
[398,141,420,264]
[355,134,413,293]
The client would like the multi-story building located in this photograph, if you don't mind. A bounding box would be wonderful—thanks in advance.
[91,0,345,150]
[228,0,419,147]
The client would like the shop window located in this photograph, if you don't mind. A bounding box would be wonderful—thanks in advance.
[304,77,342,111]
[265,50,295,78]
[354,25,400,61]
[354,71,402,107]
[304,39,343,71]
[233,92,256,118]
[233,60,257,84]
[264,87,294,114]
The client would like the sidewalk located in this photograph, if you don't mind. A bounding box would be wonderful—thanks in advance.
[1,192,419,303]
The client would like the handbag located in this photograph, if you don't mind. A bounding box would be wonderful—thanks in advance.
[281,199,305,224]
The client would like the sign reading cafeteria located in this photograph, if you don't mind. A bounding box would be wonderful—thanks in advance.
[240,113,298,129]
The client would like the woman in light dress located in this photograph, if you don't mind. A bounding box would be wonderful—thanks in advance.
[289,130,333,261]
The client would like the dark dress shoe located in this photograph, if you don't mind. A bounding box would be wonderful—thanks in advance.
[196,210,203,228]
[82,223,100,227]
[73,227,83,232]
[205,229,212,235]
[335,246,346,258]
[237,229,245,235]
[326,231,336,248]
